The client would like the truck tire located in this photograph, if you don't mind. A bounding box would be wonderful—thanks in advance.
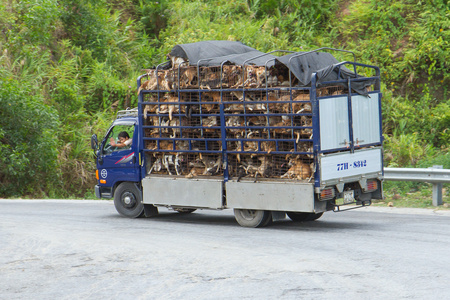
[287,212,323,222]
[306,212,324,221]
[233,209,272,228]
[174,208,197,214]
[114,182,144,218]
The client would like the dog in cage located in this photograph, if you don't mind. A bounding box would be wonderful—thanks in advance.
[226,115,245,136]
[167,53,187,69]
[235,155,271,182]
[231,65,256,88]
[222,65,241,87]
[254,156,273,181]
[169,117,189,138]
[202,92,221,112]
[202,116,218,133]
[292,95,312,114]
[161,153,185,176]
[185,158,205,178]
[137,70,163,94]
[199,153,222,176]
[148,157,162,174]
[179,66,197,88]
[269,115,291,137]
[154,95,177,120]
[160,140,189,175]
[199,67,220,90]
[261,140,276,154]
[281,155,312,180]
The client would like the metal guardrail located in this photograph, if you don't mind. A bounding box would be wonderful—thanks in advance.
[384,166,450,206]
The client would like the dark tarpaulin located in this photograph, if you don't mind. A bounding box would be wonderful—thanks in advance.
[315,64,375,95]
[170,41,374,94]
[275,51,374,95]
[275,52,341,86]
[170,40,277,66]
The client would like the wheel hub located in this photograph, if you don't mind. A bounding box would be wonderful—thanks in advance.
[240,209,257,220]
[122,192,136,209]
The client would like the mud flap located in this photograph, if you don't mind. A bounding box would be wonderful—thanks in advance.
[143,204,158,217]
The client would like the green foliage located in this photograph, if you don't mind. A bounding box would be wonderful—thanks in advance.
[159,0,288,52]
[135,0,169,38]
[0,0,448,198]
[0,78,59,196]
[59,0,114,59]
[55,109,113,198]
[384,133,435,167]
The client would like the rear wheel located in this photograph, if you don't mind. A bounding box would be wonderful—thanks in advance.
[174,208,197,214]
[234,209,272,228]
[287,212,323,222]
[114,182,144,218]
[306,212,323,221]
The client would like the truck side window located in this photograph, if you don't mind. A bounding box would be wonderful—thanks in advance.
[103,125,134,153]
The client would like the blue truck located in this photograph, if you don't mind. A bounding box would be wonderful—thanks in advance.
[91,41,383,227]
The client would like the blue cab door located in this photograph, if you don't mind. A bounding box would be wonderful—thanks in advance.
[97,121,140,188]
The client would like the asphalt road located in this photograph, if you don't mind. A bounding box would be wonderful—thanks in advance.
[1,199,449,300]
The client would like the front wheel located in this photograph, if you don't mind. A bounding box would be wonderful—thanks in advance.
[234,209,272,228]
[114,182,144,218]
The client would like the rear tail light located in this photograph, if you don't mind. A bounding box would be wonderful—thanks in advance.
[366,179,378,192]
[320,187,336,200]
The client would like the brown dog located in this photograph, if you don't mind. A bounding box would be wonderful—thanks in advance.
[137,70,163,94]
[255,66,267,87]
[222,65,241,87]
[179,66,197,88]
[200,67,220,90]
[155,95,177,120]
[292,93,311,114]
[167,53,187,69]
[202,92,221,112]
[281,156,312,180]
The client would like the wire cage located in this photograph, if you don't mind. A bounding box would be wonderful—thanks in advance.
[137,50,376,181]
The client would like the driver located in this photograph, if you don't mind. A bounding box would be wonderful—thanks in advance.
[110,131,132,148]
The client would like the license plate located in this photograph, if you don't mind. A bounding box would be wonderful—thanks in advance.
[344,190,355,204]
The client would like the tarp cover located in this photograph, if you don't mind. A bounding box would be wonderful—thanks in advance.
[170,40,277,66]
[169,40,375,94]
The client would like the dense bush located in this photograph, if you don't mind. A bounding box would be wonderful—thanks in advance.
[0,79,59,196]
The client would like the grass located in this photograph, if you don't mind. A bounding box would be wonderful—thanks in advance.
[373,186,450,210]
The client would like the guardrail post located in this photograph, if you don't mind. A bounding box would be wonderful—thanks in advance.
[431,165,443,206]
[384,166,449,207]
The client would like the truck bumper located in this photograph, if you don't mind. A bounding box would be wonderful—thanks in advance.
[95,185,102,199]
[95,185,113,199]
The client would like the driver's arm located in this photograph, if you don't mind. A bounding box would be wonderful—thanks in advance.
[110,137,130,148]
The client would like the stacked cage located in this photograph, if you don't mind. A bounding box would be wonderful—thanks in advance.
[140,63,346,181]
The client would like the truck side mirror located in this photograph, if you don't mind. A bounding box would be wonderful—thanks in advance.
[91,134,99,153]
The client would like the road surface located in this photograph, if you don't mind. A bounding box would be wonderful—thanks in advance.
[1,199,449,299]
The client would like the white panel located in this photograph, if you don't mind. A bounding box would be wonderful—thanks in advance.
[142,177,223,208]
[352,94,381,146]
[319,96,350,151]
[320,148,383,182]
[226,180,314,212]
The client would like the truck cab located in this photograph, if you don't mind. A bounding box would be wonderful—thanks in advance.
[92,109,141,200]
